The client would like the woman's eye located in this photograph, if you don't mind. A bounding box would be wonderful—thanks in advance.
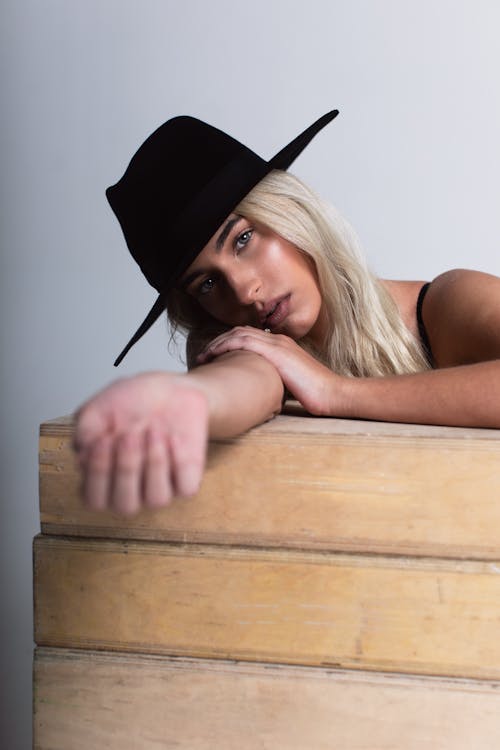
[198,277,216,295]
[235,229,253,251]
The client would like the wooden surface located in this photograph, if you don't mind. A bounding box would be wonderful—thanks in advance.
[39,413,500,558]
[34,534,500,680]
[34,648,500,750]
[35,413,500,747]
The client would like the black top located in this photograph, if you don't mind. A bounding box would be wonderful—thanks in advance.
[416,282,435,367]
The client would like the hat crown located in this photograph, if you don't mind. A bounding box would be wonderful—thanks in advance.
[106,117,258,290]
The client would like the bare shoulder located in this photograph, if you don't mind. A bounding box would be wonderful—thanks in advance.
[422,269,500,366]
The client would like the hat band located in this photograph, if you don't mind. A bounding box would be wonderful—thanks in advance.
[164,151,271,287]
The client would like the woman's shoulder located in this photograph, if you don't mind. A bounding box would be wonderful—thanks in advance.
[383,269,500,316]
[422,268,500,318]
[419,269,500,366]
[425,268,499,293]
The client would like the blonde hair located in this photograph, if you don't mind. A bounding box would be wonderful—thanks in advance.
[167,170,430,377]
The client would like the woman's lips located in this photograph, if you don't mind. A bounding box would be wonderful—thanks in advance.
[265,295,290,329]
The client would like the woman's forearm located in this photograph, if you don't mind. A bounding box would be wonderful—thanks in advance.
[186,350,285,438]
[334,360,500,428]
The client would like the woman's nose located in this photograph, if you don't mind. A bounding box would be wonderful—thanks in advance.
[229,270,262,305]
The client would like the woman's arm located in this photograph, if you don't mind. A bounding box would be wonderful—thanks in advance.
[332,269,500,427]
[74,350,284,514]
[198,270,500,428]
[334,359,500,427]
[188,350,284,437]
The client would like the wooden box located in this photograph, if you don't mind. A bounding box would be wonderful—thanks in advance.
[34,414,500,748]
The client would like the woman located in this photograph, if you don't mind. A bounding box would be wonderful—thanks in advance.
[75,109,500,514]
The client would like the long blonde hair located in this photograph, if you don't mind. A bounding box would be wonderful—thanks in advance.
[167,170,430,376]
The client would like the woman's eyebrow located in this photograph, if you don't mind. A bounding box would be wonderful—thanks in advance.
[215,216,242,251]
[179,268,203,291]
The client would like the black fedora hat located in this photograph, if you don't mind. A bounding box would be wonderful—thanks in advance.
[107,108,339,365]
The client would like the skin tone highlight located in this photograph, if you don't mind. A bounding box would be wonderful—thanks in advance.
[180,215,327,345]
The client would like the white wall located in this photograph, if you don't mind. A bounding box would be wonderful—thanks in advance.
[2,1,499,745]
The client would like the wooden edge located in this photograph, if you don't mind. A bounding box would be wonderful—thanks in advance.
[34,646,500,691]
[40,415,75,436]
[35,523,500,561]
[32,533,500,572]
[39,412,500,442]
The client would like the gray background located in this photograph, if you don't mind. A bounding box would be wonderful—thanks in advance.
[2,1,500,746]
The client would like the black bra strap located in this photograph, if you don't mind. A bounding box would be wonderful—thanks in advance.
[416,282,434,367]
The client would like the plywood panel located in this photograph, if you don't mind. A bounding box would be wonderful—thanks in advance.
[34,536,500,679]
[39,414,500,558]
[33,648,500,750]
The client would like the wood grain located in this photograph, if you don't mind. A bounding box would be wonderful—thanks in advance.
[34,648,500,750]
[39,414,500,558]
[34,535,500,679]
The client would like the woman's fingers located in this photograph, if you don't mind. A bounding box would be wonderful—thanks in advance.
[197,326,281,363]
[169,422,207,497]
[143,427,173,509]
[110,429,143,515]
[73,402,110,463]
[83,433,113,511]
[81,421,207,514]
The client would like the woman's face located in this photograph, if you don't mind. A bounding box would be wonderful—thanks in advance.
[178,214,326,343]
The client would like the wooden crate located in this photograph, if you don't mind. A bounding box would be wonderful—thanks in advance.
[34,414,500,748]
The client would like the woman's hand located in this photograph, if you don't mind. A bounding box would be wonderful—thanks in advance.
[74,372,209,515]
[197,326,339,415]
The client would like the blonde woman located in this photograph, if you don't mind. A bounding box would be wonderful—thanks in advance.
[75,110,500,514]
